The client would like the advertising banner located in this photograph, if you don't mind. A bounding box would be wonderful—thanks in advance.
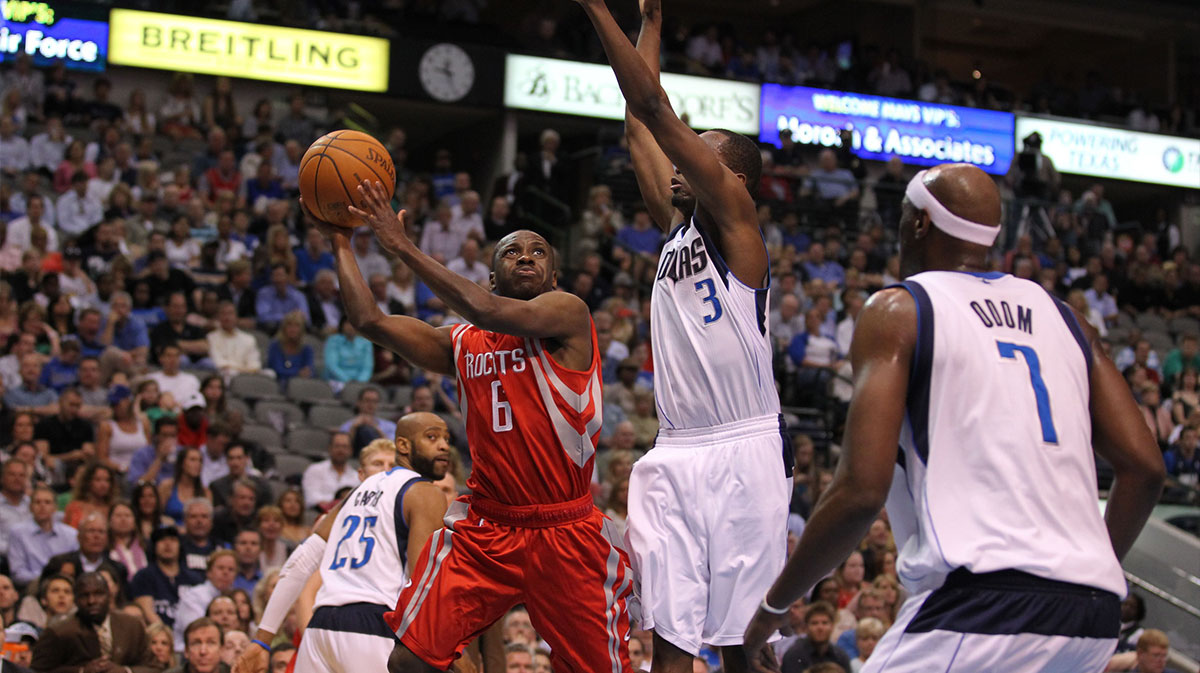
[108,9,388,92]
[759,83,1015,174]
[1015,116,1199,189]
[504,54,760,134]
[1,0,108,71]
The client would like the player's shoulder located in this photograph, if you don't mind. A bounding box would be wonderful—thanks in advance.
[853,287,918,357]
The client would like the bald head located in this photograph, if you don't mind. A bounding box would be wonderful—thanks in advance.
[395,412,452,480]
[395,412,446,445]
[921,164,1002,231]
[898,163,1001,278]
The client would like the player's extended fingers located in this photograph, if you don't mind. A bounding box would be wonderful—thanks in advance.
[356,181,377,210]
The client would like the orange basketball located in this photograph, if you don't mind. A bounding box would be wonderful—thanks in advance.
[299,130,396,227]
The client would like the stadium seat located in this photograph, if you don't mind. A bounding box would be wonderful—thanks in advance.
[1145,331,1174,356]
[288,426,334,459]
[392,385,414,408]
[1114,312,1135,330]
[1105,326,1130,345]
[225,397,252,418]
[305,335,326,375]
[309,405,354,430]
[252,331,272,359]
[239,424,283,452]
[340,382,384,405]
[1135,312,1169,334]
[254,400,306,431]
[287,378,336,405]
[273,454,313,481]
[1168,316,1199,337]
[266,479,291,503]
[230,373,283,402]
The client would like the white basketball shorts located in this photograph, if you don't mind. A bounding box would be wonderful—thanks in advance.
[295,603,397,673]
[626,413,791,655]
[864,568,1121,673]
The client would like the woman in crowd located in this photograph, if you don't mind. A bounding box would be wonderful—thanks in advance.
[849,617,886,673]
[858,518,895,581]
[63,462,118,528]
[201,375,228,421]
[267,311,313,384]
[95,384,149,475]
[1137,383,1174,447]
[108,501,147,580]
[105,183,137,220]
[124,89,156,136]
[277,488,308,544]
[166,216,201,269]
[871,574,905,624]
[230,587,255,634]
[835,550,868,609]
[256,506,292,570]
[53,140,95,193]
[0,282,20,343]
[135,379,171,426]
[323,317,373,390]
[204,76,240,131]
[160,446,210,525]
[251,569,280,632]
[96,565,130,613]
[259,224,297,281]
[46,295,75,338]
[132,480,173,542]
[147,623,178,670]
[1172,368,1198,426]
[604,477,629,540]
[0,576,17,627]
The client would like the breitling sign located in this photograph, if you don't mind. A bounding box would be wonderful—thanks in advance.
[108,9,389,92]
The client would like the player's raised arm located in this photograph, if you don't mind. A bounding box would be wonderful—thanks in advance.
[743,288,914,666]
[576,0,762,278]
[1072,307,1165,560]
[350,181,592,345]
[624,0,678,232]
[303,202,456,376]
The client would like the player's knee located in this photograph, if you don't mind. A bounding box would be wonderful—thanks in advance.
[387,642,431,673]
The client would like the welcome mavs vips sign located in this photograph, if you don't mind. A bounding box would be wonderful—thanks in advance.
[504,53,760,134]
[759,83,1015,175]
[1016,116,1200,190]
[0,0,108,71]
[108,9,388,92]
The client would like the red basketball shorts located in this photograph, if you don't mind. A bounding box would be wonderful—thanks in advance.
[384,494,635,672]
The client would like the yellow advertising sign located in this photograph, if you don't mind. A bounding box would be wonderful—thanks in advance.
[107,9,389,92]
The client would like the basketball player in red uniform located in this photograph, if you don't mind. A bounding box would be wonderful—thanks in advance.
[303,181,633,673]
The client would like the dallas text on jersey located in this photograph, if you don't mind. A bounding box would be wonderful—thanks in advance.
[968,298,1033,335]
[656,237,709,284]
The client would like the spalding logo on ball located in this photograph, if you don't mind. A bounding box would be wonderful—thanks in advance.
[299,130,396,227]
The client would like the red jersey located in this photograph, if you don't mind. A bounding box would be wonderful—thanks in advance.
[450,321,602,506]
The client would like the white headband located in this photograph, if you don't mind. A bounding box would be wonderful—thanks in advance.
[905,170,1000,247]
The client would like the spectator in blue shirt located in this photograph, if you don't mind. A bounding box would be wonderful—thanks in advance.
[8,483,80,586]
[1163,426,1198,480]
[256,264,310,332]
[39,339,81,393]
[804,149,861,206]
[127,417,180,487]
[245,162,284,206]
[267,311,314,384]
[129,526,199,627]
[104,291,151,362]
[616,208,664,257]
[803,242,846,288]
[294,227,335,286]
[4,354,58,416]
[323,317,373,388]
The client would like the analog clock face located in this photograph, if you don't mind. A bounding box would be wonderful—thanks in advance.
[418,43,475,102]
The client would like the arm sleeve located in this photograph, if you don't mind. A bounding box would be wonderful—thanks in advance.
[257,534,328,634]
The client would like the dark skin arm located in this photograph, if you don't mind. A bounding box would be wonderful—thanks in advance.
[624,0,679,233]
[744,288,915,670]
[577,0,766,286]
[402,481,449,576]
[302,200,456,376]
[1069,305,1164,560]
[349,180,594,371]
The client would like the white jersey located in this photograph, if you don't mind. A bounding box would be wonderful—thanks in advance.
[314,467,426,610]
[650,219,778,429]
[887,271,1125,597]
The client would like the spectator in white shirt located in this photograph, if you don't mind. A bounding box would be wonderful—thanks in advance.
[55,171,104,238]
[1083,273,1119,327]
[686,25,723,73]
[29,117,71,173]
[450,190,485,242]
[419,201,466,264]
[5,194,59,252]
[10,171,58,227]
[207,301,263,379]
[85,157,119,205]
[0,117,30,175]
[836,290,867,356]
[447,239,490,286]
[351,229,390,285]
[148,344,201,409]
[769,294,806,353]
[301,432,359,510]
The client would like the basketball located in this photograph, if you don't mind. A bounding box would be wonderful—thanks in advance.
[299,130,396,227]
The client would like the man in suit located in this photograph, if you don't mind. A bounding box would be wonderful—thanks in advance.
[31,572,160,673]
[48,513,129,598]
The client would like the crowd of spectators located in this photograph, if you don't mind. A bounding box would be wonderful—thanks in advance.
[0,18,1197,672]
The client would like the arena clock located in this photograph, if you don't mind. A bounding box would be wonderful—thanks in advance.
[418,42,475,102]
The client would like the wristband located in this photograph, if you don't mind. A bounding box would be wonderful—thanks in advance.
[760,596,790,615]
[252,639,272,653]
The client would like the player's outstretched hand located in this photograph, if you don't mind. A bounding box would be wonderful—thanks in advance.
[232,641,269,673]
[743,607,786,673]
[349,179,413,256]
[299,198,349,247]
[639,0,661,16]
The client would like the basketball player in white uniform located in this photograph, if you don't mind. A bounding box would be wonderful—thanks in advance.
[744,164,1165,672]
[579,2,788,671]
[232,412,451,673]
